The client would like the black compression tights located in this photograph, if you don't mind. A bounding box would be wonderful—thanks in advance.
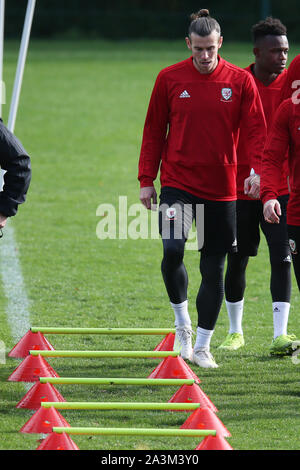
[225,253,249,302]
[225,252,291,303]
[161,237,226,330]
[269,256,291,302]
[161,237,187,304]
[196,252,226,330]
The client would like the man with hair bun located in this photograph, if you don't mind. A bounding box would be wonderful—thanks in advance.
[138,8,266,368]
[219,17,298,356]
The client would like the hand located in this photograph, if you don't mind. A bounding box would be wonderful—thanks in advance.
[244,174,260,199]
[140,186,157,210]
[0,213,7,229]
[263,199,281,224]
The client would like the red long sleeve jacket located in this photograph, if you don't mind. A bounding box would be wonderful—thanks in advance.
[281,54,300,101]
[237,65,288,200]
[138,56,266,201]
[261,98,300,226]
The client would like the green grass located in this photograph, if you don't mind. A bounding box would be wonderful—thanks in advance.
[0,39,300,451]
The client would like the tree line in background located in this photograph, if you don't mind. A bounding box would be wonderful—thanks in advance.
[4,0,300,42]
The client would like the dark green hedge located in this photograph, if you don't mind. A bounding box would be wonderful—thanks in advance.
[4,0,300,41]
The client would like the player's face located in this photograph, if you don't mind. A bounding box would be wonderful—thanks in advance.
[254,35,289,75]
[186,31,223,74]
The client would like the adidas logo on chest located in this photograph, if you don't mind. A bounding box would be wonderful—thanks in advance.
[179,90,191,98]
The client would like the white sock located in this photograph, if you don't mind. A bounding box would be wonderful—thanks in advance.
[194,326,214,350]
[273,302,290,338]
[225,299,244,335]
[171,300,191,327]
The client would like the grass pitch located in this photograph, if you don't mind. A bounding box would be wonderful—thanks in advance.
[0,39,299,451]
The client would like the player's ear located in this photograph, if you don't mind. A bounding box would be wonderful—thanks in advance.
[253,47,259,58]
[218,35,223,49]
[185,36,192,50]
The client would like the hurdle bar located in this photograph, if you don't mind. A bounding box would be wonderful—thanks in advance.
[30,350,180,358]
[40,377,195,386]
[41,402,201,411]
[52,427,216,437]
[30,327,175,335]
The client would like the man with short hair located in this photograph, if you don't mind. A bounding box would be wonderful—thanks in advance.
[218,17,296,356]
[138,9,266,368]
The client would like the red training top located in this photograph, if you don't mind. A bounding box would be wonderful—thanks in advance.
[138,56,266,201]
[237,65,288,200]
[261,98,300,226]
[281,54,300,101]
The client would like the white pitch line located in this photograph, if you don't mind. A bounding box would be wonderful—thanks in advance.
[0,220,30,343]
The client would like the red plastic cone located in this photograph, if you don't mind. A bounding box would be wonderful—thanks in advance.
[36,432,79,450]
[8,330,54,358]
[168,384,218,412]
[180,407,231,437]
[20,406,70,434]
[154,333,175,351]
[195,434,233,450]
[16,382,66,409]
[181,361,202,384]
[147,356,201,383]
[8,354,59,382]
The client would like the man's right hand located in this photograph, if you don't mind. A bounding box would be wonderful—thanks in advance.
[140,186,157,210]
[244,174,260,199]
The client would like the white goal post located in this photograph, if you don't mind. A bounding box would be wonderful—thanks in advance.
[0,0,36,189]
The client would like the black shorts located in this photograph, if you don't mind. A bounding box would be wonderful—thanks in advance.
[236,195,290,258]
[158,186,237,255]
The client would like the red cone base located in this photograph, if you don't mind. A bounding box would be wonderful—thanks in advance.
[168,384,218,412]
[147,356,201,384]
[195,434,233,450]
[16,382,66,409]
[36,432,79,450]
[20,406,70,434]
[154,333,175,351]
[180,407,231,437]
[8,354,59,382]
[8,330,54,358]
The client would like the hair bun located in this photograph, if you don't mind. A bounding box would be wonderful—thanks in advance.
[198,9,210,17]
[190,8,210,21]
[188,9,220,36]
